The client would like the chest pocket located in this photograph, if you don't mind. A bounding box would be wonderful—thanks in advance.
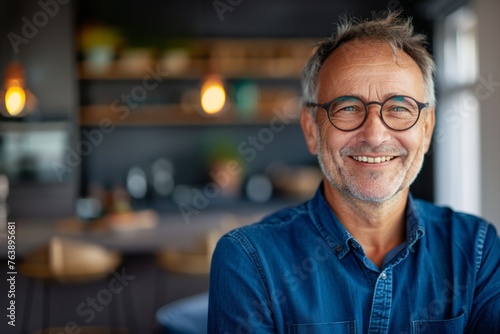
[288,321,356,334]
[412,313,465,334]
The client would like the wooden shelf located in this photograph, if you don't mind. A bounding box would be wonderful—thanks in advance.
[80,104,301,127]
[78,39,312,126]
[0,121,70,132]
[78,37,317,80]
[78,58,306,81]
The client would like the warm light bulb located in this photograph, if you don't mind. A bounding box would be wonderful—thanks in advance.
[1,62,37,118]
[201,77,226,115]
[5,85,26,116]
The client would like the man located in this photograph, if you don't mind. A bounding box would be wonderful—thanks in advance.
[208,12,500,333]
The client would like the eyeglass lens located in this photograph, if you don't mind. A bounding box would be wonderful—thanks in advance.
[328,96,420,130]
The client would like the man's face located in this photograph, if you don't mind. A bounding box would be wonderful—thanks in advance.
[301,40,435,203]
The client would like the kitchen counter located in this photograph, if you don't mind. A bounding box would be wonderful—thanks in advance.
[0,201,297,259]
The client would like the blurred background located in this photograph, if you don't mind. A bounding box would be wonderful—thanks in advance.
[0,0,499,333]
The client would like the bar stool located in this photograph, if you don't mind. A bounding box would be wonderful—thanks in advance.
[19,236,123,333]
[154,216,244,333]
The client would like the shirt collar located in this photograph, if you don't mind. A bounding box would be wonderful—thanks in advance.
[307,184,425,260]
[406,193,426,250]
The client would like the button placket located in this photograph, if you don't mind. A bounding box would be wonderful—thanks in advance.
[368,268,393,334]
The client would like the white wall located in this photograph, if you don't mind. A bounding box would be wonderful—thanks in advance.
[475,0,500,229]
[434,0,500,231]
[434,8,482,219]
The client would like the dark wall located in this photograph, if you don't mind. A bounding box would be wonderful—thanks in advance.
[77,0,436,204]
[0,0,78,218]
[0,0,437,219]
[77,0,433,38]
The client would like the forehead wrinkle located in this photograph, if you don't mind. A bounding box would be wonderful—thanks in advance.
[321,75,418,102]
[317,41,425,102]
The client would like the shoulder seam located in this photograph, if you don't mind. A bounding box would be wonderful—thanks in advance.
[260,205,308,227]
[226,231,273,304]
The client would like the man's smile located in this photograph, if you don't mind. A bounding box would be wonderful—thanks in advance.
[351,155,395,163]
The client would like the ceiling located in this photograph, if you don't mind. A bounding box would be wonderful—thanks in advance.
[77,0,440,39]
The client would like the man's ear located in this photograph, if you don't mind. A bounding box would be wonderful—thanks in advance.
[423,107,435,154]
[301,106,319,155]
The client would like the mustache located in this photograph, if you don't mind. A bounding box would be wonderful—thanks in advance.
[340,143,408,157]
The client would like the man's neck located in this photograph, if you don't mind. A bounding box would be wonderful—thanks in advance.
[323,182,408,268]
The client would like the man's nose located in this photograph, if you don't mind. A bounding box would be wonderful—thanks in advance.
[356,106,391,146]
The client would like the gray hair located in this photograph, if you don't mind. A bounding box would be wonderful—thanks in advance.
[301,11,436,117]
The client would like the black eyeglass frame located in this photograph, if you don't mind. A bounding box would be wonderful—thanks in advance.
[306,95,429,132]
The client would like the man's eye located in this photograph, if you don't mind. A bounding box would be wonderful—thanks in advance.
[391,106,408,112]
[340,106,359,112]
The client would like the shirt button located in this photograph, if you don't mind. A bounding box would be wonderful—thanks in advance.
[380,272,387,280]
[336,245,343,253]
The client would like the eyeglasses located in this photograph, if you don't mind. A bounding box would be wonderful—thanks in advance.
[306,95,429,131]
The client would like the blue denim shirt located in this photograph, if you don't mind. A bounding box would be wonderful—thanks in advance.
[208,187,500,333]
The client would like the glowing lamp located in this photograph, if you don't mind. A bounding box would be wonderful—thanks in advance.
[5,85,26,116]
[200,75,226,115]
[0,61,37,118]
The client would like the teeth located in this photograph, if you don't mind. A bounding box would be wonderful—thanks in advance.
[353,156,394,164]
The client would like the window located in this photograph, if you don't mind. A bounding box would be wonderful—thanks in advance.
[435,7,481,215]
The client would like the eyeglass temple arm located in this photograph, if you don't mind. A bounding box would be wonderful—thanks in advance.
[305,102,321,107]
